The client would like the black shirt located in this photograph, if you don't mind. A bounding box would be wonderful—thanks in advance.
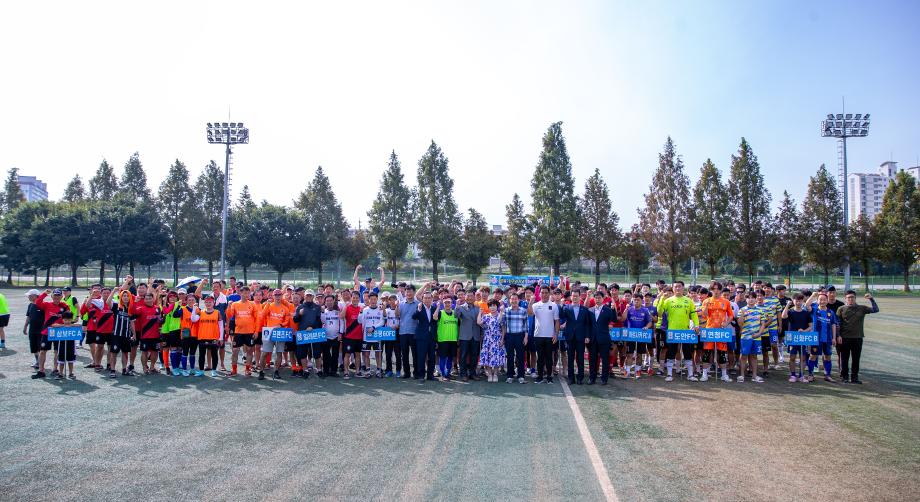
[26,304,44,335]
[786,308,812,332]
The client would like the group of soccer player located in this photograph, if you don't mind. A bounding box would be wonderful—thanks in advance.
[23,265,879,386]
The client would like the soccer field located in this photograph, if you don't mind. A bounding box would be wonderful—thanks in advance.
[1,290,918,501]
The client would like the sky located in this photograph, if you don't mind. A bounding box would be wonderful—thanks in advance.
[1,0,918,228]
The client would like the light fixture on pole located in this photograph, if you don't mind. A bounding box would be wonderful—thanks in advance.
[206,121,250,283]
[821,107,870,290]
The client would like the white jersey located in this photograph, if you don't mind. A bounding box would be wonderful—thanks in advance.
[359,306,385,335]
[321,309,342,339]
[385,307,399,329]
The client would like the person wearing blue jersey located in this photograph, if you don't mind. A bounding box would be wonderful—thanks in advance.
[805,291,837,383]
[623,295,652,380]
[737,292,766,383]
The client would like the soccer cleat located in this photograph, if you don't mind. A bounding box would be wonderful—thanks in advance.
[700,374,709,382]
[736,376,745,382]
[720,374,731,383]
[665,375,674,382]
[752,376,764,383]
[688,375,699,382]
[788,375,797,383]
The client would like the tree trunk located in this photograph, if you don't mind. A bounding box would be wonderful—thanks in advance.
[903,265,911,292]
[670,262,678,283]
[172,255,179,284]
[44,268,50,287]
[317,263,323,286]
[5,267,11,285]
[115,264,122,285]
[594,260,601,288]
[553,260,561,280]
[99,261,105,285]
[432,259,440,283]
[70,262,78,287]
[472,275,478,287]
[708,261,717,280]
[389,259,398,285]
[129,261,135,277]
[823,267,829,286]
[242,266,248,284]
[208,261,214,284]
[277,270,283,289]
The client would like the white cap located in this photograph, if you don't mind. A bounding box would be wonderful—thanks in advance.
[304,289,315,296]
[26,289,40,297]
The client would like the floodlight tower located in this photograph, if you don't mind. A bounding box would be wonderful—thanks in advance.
[206,121,250,283]
[821,107,870,290]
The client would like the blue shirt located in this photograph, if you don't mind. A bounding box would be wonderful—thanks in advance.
[398,300,420,334]
[502,307,528,334]
[812,307,837,343]
[625,306,652,329]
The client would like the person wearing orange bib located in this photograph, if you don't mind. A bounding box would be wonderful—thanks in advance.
[196,295,224,377]
[701,282,734,382]
[226,286,258,377]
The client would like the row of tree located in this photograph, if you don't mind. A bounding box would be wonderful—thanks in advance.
[1,122,918,289]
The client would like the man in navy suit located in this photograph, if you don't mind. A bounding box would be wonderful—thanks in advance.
[411,291,439,381]
[588,291,615,385]
[562,289,592,384]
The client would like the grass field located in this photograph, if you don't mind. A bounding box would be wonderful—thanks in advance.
[0,289,917,501]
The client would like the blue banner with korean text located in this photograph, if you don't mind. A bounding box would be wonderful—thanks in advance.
[365,326,396,343]
[621,328,653,343]
[785,331,819,346]
[699,328,733,343]
[295,328,327,345]
[666,329,698,344]
[48,326,83,341]
[488,275,551,287]
[269,327,293,342]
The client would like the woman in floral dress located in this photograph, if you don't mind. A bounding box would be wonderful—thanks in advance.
[477,299,506,382]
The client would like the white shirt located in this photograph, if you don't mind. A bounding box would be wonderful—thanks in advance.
[321,309,342,339]
[360,306,385,335]
[531,300,559,338]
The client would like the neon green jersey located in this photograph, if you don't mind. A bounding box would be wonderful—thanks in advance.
[660,295,700,331]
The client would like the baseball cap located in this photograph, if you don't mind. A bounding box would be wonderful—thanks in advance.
[62,286,72,292]
[52,288,63,296]
[177,288,188,294]
[272,289,283,295]
[26,289,40,297]
[304,289,315,296]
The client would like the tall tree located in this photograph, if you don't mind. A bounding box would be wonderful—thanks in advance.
[294,166,347,284]
[255,203,308,287]
[877,171,920,291]
[801,164,844,284]
[89,200,166,283]
[727,138,772,281]
[367,151,412,283]
[89,159,119,201]
[2,167,25,213]
[0,201,53,283]
[120,152,151,201]
[578,168,621,285]
[622,224,650,282]
[157,159,195,283]
[341,229,371,270]
[43,202,93,286]
[639,136,691,281]
[193,160,225,281]
[689,159,728,278]
[501,193,531,276]
[770,191,802,286]
[847,215,881,291]
[457,208,498,285]
[413,141,460,282]
[62,175,86,202]
[228,185,259,283]
[530,121,578,277]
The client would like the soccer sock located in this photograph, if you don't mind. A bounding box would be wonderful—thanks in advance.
[702,367,709,378]
[232,362,238,372]
[189,355,196,370]
[170,350,181,370]
[161,349,170,369]
[721,367,727,378]
[685,360,693,376]
[180,355,188,370]
[807,359,816,375]
[666,360,674,377]
[823,360,832,376]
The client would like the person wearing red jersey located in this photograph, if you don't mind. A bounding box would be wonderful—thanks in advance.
[130,284,163,375]
[81,286,115,372]
[30,289,73,379]
[342,291,364,380]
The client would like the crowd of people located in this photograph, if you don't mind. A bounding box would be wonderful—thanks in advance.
[18,265,880,387]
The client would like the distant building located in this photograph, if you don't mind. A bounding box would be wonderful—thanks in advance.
[905,165,920,183]
[18,175,48,202]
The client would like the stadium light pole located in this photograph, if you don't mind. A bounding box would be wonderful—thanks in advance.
[206,121,250,283]
[821,107,870,290]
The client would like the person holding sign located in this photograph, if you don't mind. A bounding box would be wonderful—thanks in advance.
[835,291,877,384]
[623,294,653,380]
[359,292,386,378]
[258,289,292,380]
[52,309,82,380]
[781,293,813,382]
[701,282,734,382]
[737,293,766,383]
[805,291,838,383]
[293,289,323,379]
[30,289,73,380]
[659,281,700,383]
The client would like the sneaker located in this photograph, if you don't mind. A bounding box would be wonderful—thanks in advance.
[182,369,190,377]
[210,370,218,377]
[109,370,117,379]
[851,378,862,384]
[171,368,182,376]
[720,374,731,383]
[31,371,46,379]
[385,371,394,378]
[30,362,39,369]
[258,370,265,380]
[356,370,365,378]
[343,373,351,380]
[752,376,764,383]
[301,371,309,379]
[688,375,699,382]
[194,370,204,377]
[273,370,281,379]
[665,375,673,382]
[68,373,76,380]
[824,375,834,382]
[700,374,709,382]
[55,372,64,381]
[506,377,513,383]
[518,377,526,384]
[736,376,745,382]
[546,377,553,384]
[788,375,798,383]
[375,369,382,378]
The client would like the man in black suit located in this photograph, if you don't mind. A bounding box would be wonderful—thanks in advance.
[411,291,439,381]
[562,289,592,384]
[588,291,615,385]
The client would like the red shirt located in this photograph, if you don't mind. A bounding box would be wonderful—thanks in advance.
[609,298,627,328]
[34,292,71,335]
[82,300,114,334]
[343,304,363,340]
[130,303,162,339]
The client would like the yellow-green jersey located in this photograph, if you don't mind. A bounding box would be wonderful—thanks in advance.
[660,295,700,330]
[739,306,764,340]
[763,295,781,331]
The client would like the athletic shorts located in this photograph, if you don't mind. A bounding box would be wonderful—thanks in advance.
[139,339,160,352]
[294,344,313,361]
[0,314,11,328]
[760,337,772,352]
[165,330,182,348]
[312,340,328,359]
[811,342,833,357]
[28,331,42,354]
[740,338,761,356]
[625,341,647,353]
[130,336,139,348]
[253,331,263,346]
[96,332,112,345]
[655,329,667,349]
[261,338,285,354]
[84,331,100,344]
[109,336,132,354]
[788,345,806,355]
[55,340,76,362]
[233,334,254,348]
[343,338,362,354]
[768,329,779,344]
[39,335,53,352]
[284,341,296,352]
[362,341,381,352]
[703,342,729,351]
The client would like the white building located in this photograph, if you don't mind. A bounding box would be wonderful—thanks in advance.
[846,161,916,221]
[905,165,920,183]
[17,175,48,202]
